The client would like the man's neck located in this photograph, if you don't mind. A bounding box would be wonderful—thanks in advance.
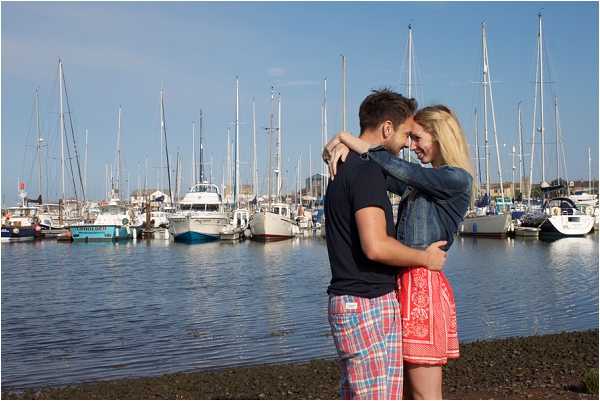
[358,131,383,147]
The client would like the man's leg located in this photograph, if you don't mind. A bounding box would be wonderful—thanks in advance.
[384,292,403,399]
[329,295,389,399]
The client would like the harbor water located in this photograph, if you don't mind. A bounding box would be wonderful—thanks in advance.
[1,234,598,390]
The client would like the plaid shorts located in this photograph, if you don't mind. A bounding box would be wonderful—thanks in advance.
[328,291,403,399]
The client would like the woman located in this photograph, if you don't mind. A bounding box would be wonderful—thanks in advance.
[324,105,475,399]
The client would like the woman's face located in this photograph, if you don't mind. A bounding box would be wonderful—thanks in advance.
[409,122,441,165]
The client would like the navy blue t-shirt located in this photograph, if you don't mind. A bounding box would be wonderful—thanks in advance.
[325,151,397,298]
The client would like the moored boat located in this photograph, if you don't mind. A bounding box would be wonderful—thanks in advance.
[250,203,297,241]
[168,183,229,244]
[538,197,594,237]
[460,212,512,238]
[69,198,137,241]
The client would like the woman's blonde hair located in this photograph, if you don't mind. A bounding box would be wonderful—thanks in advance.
[414,105,478,199]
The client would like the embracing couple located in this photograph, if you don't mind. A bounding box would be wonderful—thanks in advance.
[323,89,475,399]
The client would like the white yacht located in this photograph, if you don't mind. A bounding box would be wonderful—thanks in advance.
[168,183,229,243]
[569,191,598,208]
[460,212,512,237]
[539,197,594,237]
[250,202,298,241]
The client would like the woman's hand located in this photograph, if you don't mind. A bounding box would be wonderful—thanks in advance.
[328,142,350,178]
[323,133,352,180]
[322,135,340,163]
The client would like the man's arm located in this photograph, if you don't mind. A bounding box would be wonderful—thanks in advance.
[355,206,447,270]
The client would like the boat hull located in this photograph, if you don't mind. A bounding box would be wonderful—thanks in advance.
[460,214,512,237]
[1,226,37,242]
[539,215,594,237]
[514,226,540,238]
[250,211,295,241]
[169,216,227,244]
[70,225,134,241]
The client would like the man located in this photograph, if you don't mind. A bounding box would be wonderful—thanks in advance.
[324,89,447,399]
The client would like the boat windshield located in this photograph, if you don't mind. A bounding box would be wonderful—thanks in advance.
[102,205,127,215]
[180,204,219,212]
[191,184,218,194]
[8,207,37,217]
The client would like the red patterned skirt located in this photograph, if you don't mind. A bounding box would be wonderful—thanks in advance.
[397,267,459,365]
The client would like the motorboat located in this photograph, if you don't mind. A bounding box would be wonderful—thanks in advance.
[1,190,42,242]
[220,208,250,241]
[168,183,229,243]
[69,198,138,241]
[250,202,298,241]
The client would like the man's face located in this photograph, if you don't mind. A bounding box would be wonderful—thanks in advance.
[383,116,414,155]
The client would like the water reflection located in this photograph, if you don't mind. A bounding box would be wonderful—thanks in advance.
[1,234,597,389]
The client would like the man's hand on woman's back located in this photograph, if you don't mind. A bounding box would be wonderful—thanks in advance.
[423,241,448,271]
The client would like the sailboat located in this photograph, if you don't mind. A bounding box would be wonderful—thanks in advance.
[250,89,298,241]
[460,23,512,237]
[70,107,137,241]
[220,77,250,240]
[518,14,594,237]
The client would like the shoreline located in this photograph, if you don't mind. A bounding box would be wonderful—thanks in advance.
[2,329,598,399]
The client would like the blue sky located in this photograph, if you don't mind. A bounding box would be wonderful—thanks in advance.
[2,1,598,203]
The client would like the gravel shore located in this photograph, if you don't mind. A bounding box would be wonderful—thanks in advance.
[2,329,598,400]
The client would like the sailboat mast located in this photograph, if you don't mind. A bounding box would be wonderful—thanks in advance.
[226,127,231,204]
[199,110,204,183]
[341,54,347,132]
[84,128,88,197]
[589,147,592,193]
[299,153,302,206]
[517,102,524,196]
[116,106,122,198]
[554,96,560,183]
[528,28,541,206]
[406,25,414,162]
[276,93,282,200]
[252,98,258,198]
[35,88,43,198]
[309,145,312,198]
[511,145,516,199]
[539,13,546,183]
[408,24,413,99]
[481,24,490,198]
[161,88,173,205]
[474,108,481,192]
[59,59,66,202]
[160,91,164,192]
[483,31,505,201]
[234,76,240,209]
[192,121,196,185]
[267,88,274,207]
[323,78,328,197]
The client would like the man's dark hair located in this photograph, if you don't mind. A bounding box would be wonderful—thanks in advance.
[359,89,417,134]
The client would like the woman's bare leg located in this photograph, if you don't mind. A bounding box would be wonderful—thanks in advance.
[405,363,443,400]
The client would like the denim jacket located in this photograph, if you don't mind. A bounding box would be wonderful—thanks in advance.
[364,146,472,250]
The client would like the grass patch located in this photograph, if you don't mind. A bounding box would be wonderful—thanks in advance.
[583,368,599,395]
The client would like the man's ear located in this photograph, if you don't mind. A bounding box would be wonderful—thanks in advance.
[381,120,393,140]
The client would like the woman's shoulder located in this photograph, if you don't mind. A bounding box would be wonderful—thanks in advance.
[439,165,472,182]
